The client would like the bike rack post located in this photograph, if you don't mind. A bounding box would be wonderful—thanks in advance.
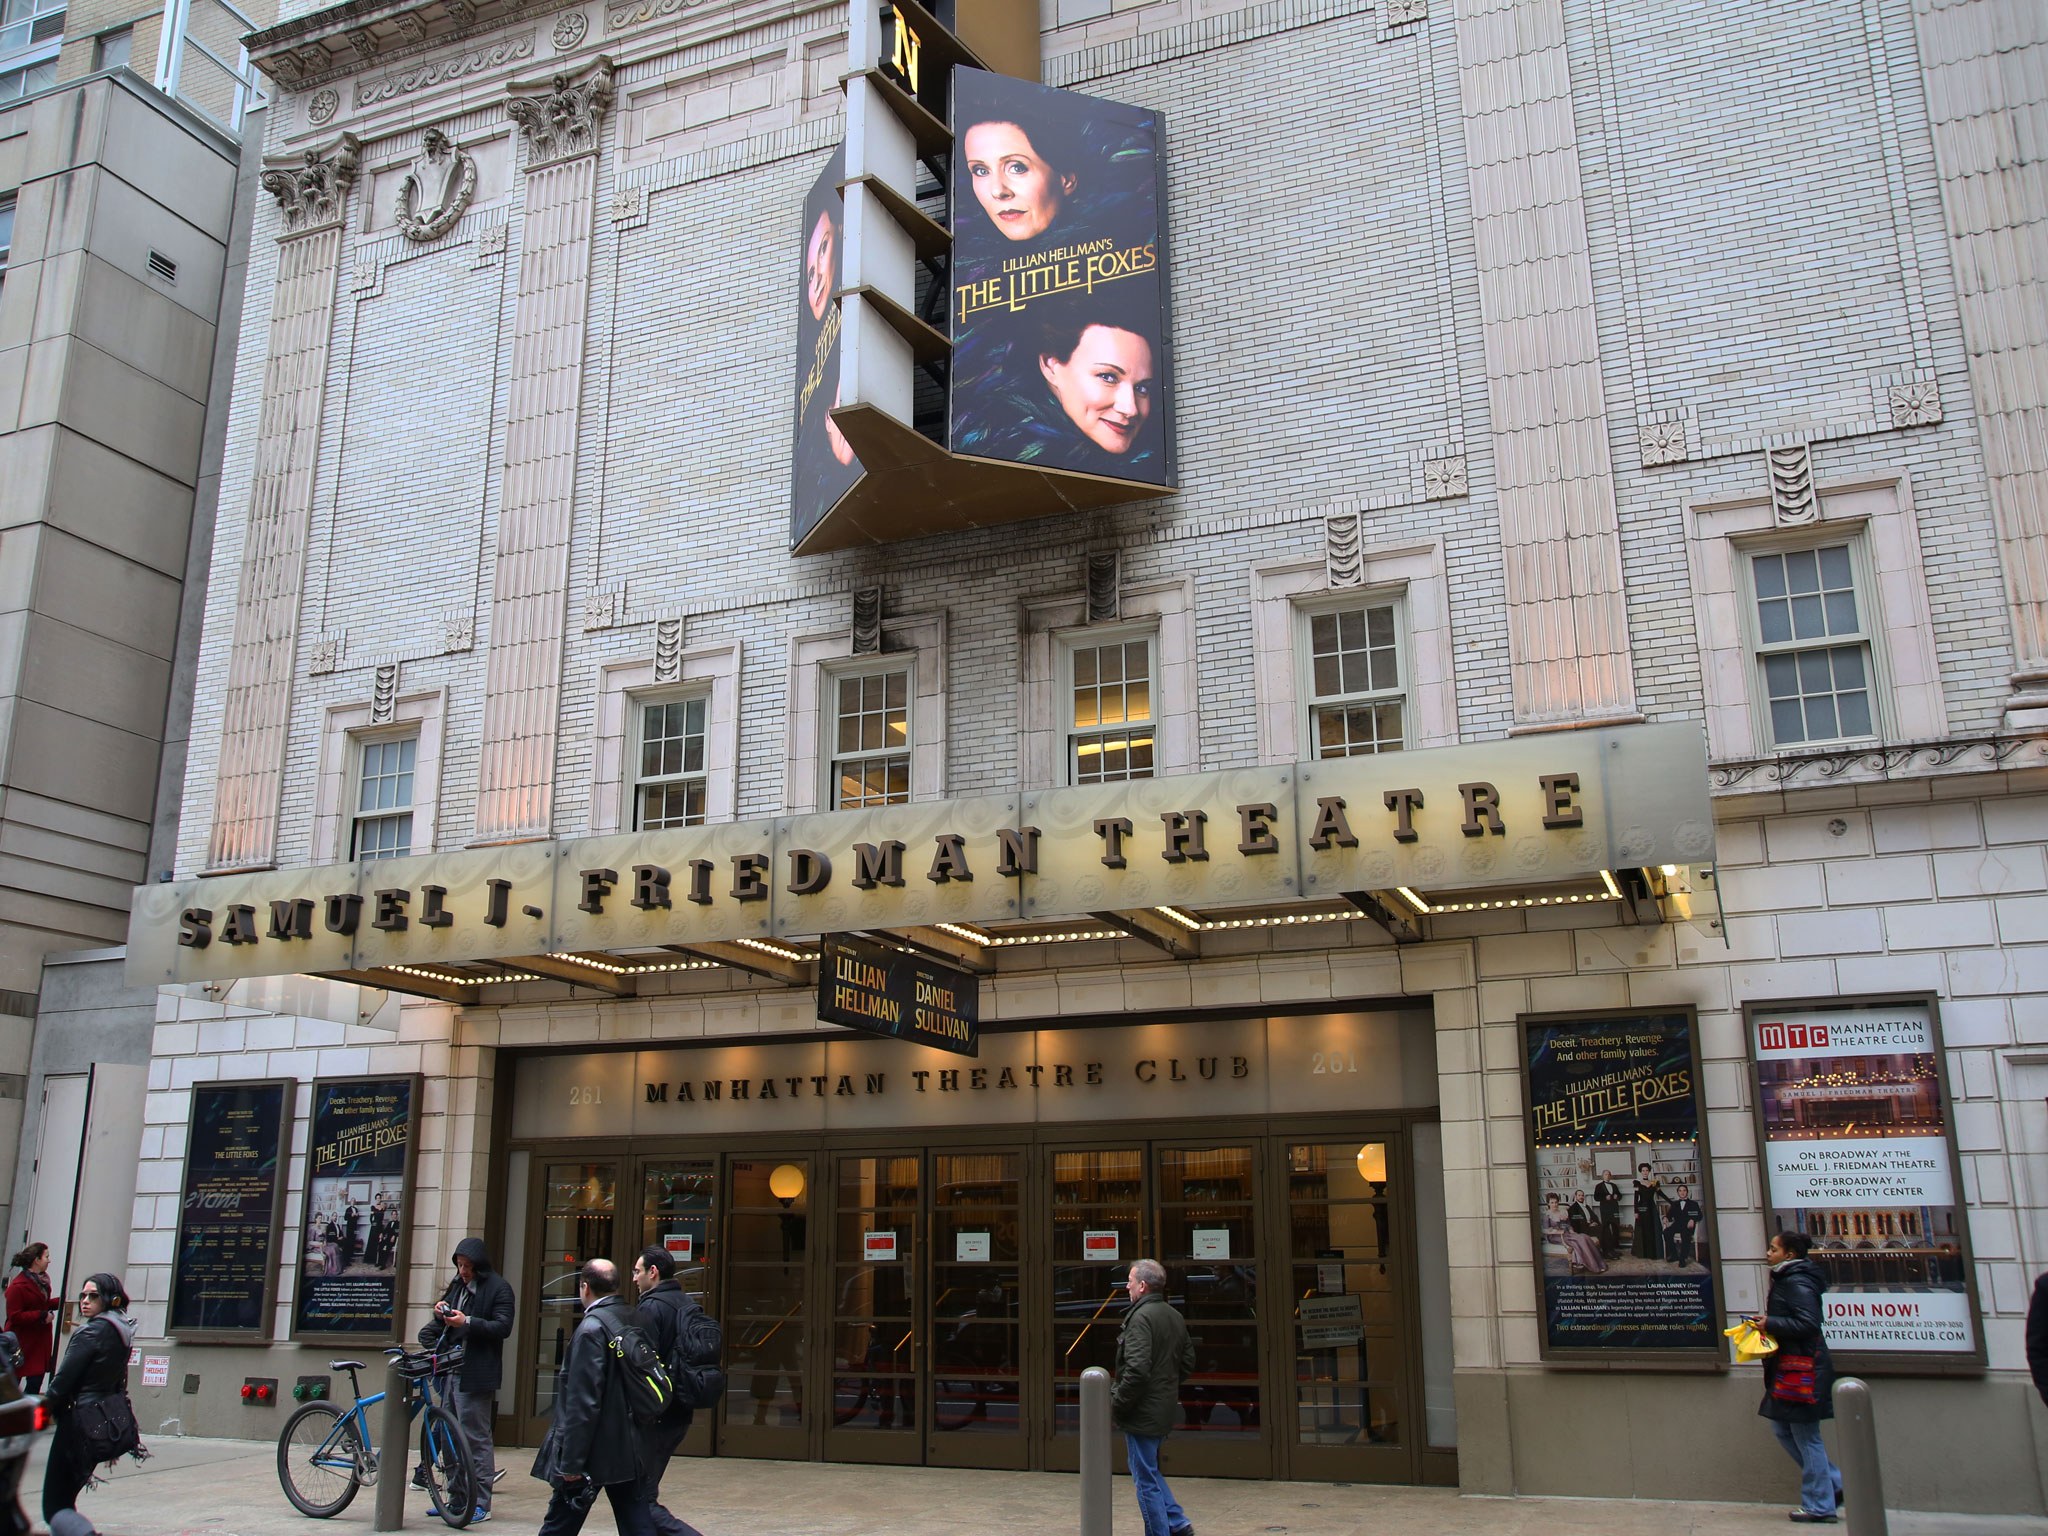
[373,1360,411,1531]
[1079,1365,1112,1536]
[1836,1378,1887,1536]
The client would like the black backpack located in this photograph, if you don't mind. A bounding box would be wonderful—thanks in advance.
[667,1295,726,1412]
[594,1308,674,1428]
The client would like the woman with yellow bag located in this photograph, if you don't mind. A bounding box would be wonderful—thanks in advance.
[1754,1231,1843,1524]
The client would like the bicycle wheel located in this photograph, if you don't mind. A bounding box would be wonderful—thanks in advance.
[277,1401,363,1518]
[417,1401,476,1530]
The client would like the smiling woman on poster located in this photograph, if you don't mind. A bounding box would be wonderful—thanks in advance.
[948,70,1174,487]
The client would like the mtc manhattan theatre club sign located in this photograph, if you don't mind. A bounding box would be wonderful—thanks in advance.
[128,725,1713,991]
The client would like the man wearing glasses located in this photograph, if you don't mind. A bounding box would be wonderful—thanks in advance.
[531,1260,649,1536]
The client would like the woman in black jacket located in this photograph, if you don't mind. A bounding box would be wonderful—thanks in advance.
[43,1271,137,1521]
[1757,1232,1842,1523]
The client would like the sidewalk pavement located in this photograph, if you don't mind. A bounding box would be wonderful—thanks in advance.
[24,1434,2047,1536]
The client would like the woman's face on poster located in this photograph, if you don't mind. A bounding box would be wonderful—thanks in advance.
[805,209,837,322]
[1041,325,1154,455]
[964,121,1075,243]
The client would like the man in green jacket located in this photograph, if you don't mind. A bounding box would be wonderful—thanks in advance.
[1112,1258,1196,1536]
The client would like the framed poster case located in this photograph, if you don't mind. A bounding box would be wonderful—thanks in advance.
[290,1074,424,1344]
[169,1078,295,1342]
[1518,1007,1725,1365]
[1744,994,1985,1372]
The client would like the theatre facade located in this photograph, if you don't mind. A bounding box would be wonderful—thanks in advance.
[105,0,2048,1511]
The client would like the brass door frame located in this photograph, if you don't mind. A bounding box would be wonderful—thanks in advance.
[924,1142,1033,1471]
[511,1145,628,1447]
[821,1147,923,1467]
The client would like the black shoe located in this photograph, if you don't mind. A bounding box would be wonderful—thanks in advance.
[1789,1512,1839,1524]
[1170,1526,1195,1536]
[410,1466,431,1490]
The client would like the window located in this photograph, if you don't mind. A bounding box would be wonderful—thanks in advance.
[1748,543,1875,746]
[350,735,417,860]
[633,695,707,830]
[831,667,910,808]
[0,58,55,103]
[92,24,128,68]
[1066,634,1154,785]
[0,198,11,300]
[1306,600,1404,756]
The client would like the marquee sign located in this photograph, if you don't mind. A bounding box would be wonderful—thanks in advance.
[820,933,980,1056]
[128,725,1713,988]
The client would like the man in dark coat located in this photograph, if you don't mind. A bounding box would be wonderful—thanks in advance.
[1111,1258,1196,1536]
[1757,1231,1841,1523]
[631,1247,707,1536]
[2028,1271,2048,1405]
[532,1260,648,1536]
[420,1237,516,1522]
[1663,1184,1704,1267]
[1592,1173,1624,1258]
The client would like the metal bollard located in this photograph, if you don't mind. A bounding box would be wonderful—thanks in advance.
[1835,1378,1887,1536]
[1080,1366,1113,1536]
[373,1359,411,1531]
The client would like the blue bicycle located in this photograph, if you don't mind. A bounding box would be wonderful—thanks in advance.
[275,1346,476,1529]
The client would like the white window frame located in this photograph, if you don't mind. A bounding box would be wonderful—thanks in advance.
[784,613,945,816]
[1021,579,1195,789]
[629,689,712,830]
[1688,476,1945,760]
[0,195,12,297]
[1296,588,1410,758]
[1736,532,1884,751]
[1058,621,1159,787]
[1251,543,1458,764]
[348,730,419,861]
[311,691,445,864]
[823,657,914,810]
[589,643,740,836]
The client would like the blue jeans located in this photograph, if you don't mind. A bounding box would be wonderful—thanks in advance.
[1123,1433,1187,1536]
[1772,1419,1842,1515]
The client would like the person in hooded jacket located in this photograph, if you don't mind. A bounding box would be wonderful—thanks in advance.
[419,1237,516,1522]
[630,1247,707,1536]
[1757,1231,1843,1524]
[6,1242,55,1391]
[42,1272,137,1522]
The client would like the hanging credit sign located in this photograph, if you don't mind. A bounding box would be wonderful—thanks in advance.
[818,933,980,1056]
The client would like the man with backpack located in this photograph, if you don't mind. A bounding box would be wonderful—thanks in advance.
[631,1247,717,1536]
[530,1260,651,1536]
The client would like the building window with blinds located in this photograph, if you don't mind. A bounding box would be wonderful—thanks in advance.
[349,735,417,860]
[634,695,708,829]
[831,667,911,808]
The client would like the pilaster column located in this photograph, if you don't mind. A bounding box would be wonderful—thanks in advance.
[205,136,359,871]
[472,60,614,843]
[1452,0,1637,729]
[1910,0,2048,714]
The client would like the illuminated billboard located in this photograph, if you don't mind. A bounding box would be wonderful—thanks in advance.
[791,145,864,545]
[949,69,1174,486]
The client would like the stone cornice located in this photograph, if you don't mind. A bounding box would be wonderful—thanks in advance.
[247,0,568,91]
[1708,733,2048,795]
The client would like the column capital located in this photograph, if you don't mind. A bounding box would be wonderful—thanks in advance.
[258,133,361,238]
[507,56,614,170]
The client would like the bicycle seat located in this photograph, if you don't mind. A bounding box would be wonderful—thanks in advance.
[328,1359,367,1372]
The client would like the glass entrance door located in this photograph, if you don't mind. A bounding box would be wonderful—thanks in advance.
[1045,1146,1147,1471]
[825,1153,921,1464]
[719,1156,814,1459]
[1281,1137,1415,1482]
[523,1160,618,1441]
[639,1157,717,1456]
[928,1148,1027,1469]
[1159,1142,1268,1478]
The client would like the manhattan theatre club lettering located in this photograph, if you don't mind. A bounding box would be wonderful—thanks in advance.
[641,1052,1253,1107]
[172,771,1587,952]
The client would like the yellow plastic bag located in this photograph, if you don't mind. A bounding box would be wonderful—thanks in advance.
[1725,1318,1777,1361]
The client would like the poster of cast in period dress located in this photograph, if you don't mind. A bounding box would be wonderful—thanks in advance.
[1750,1000,1979,1358]
[292,1076,421,1340]
[948,68,1175,487]
[790,145,864,549]
[1522,1011,1721,1359]
[169,1080,293,1338]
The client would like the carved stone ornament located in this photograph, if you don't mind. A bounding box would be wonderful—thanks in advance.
[1889,378,1942,430]
[1421,455,1467,500]
[611,183,646,225]
[308,632,344,675]
[1638,416,1689,467]
[306,87,340,125]
[852,588,883,654]
[1767,444,1817,527]
[507,57,614,168]
[584,582,624,631]
[396,128,480,243]
[442,610,476,652]
[552,9,589,47]
[653,617,684,683]
[1325,513,1364,589]
[1382,0,1426,22]
[1086,552,1121,623]
[259,134,361,236]
[371,664,400,724]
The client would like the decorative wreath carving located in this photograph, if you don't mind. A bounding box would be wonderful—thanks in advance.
[395,128,479,243]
